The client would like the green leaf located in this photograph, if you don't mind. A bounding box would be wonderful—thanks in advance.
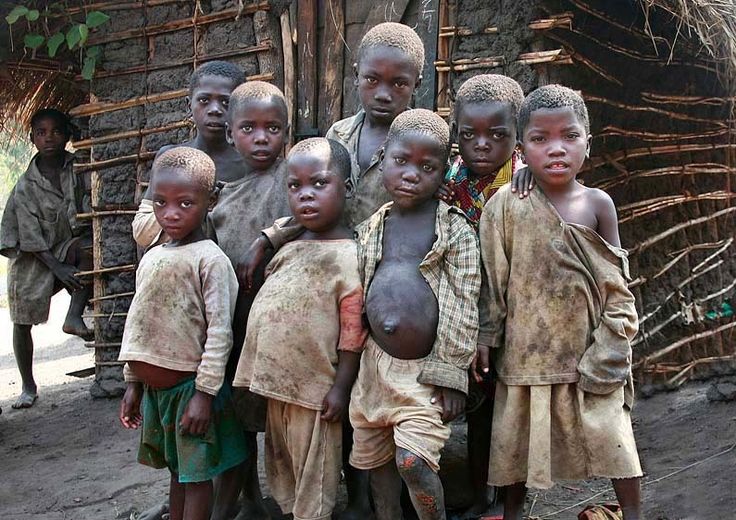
[78,23,89,46]
[26,9,39,21]
[85,10,110,29]
[86,45,101,58]
[47,32,65,57]
[81,56,96,80]
[23,33,45,50]
[5,5,29,25]
[66,24,82,50]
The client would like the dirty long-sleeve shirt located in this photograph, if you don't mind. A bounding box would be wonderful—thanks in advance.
[479,185,638,398]
[357,201,480,394]
[119,240,238,395]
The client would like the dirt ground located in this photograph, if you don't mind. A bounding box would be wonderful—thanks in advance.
[1,294,734,520]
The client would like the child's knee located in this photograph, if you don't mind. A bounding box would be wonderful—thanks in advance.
[395,448,432,484]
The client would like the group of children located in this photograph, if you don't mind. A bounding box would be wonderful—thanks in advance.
[1,19,643,520]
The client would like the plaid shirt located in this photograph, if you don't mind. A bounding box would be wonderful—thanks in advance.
[356,201,481,394]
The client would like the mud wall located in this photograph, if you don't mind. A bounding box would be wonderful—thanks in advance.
[440,0,735,389]
[72,1,283,396]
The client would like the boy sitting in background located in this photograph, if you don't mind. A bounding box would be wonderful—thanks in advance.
[119,148,247,520]
[480,85,642,520]
[350,109,480,520]
[233,138,366,520]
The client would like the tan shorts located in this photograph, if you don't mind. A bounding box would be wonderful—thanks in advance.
[349,337,451,473]
[489,382,642,489]
[265,399,342,520]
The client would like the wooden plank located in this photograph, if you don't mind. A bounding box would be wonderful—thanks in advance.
[253,11,279,82]
[296,0,318,138]
[413,0,440,109]
[280,10,296,147]
[363,0,411,29]
[318,0,345,134]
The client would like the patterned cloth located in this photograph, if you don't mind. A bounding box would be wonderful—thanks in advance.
[444,151,520,231]
[355,201,480,394]
[138,377,248,483]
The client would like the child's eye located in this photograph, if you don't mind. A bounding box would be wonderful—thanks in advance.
[153,199,165,207]
[315,179,326,187]
[181,201,193,208]
[493,132,507,140]
[241,125,253,133]
[422,164,435,172]
[394,157,406,165]
[198,97,209,104]
[566,132,580,139]
[364,76,377,85]
[222,99,229,108]
[287,182,298,189]
[461,131,474,140]
[530,135,545,143]
[268,125,281,133]
[394,80,407,88]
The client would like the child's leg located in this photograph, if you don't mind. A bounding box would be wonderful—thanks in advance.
[395,448,446,520]
[501,482,526,520]
[169,472,186,520]
[11,324,37,408]
[466,394,493,514]
[369,460,403,520]
[211,461,246,520]
[612,477,641,520]
[62,236,92,337]
[183,481,213,520]
[339,418,374,519]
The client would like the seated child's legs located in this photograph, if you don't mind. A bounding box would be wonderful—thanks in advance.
[265,399,342,520]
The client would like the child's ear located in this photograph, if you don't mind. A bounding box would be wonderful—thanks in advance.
[377,146,386,171]
[414,74,423,90]
[209,183,222,210]
[353,62,359,85]
[449,120,457,144]
[585,134,592,158]
[344,177,355,198]
[225,122,234,146]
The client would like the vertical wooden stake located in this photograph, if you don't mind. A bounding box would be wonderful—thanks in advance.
[414,0,440,110]
[296,0,318,138]
[318,0,345,133]
[280,10,296,148]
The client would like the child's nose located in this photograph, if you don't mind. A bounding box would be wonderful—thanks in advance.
[475,137,490,150]
[374,86,391,102]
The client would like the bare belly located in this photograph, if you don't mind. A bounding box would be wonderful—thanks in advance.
[366,261,439,359]
[128,361,196,389]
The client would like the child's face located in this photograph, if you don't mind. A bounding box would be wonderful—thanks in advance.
[356,46,421,125]
[151,169,213,242]
[520,107,590,188]
[31,117,68,158]
[189,75,237,140]
[226,97,287,171]
[456,101,516,177]
[286,152,346,232]
[382,133,446,210]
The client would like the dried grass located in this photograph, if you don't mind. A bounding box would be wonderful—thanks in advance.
[642,0,736,90]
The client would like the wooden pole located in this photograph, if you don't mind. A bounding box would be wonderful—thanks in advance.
[280,10,295,147]
[318,0,345,134]
[413,0,440,110]
[296,0,318,138]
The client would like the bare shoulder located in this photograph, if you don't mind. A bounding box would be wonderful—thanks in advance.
[584,186,617,219]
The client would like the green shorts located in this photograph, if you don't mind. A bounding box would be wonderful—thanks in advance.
[138,378,248,483]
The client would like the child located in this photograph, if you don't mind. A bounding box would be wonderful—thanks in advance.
[238,23,425,519]
[232,137,366,520]
[479,85,642,520]
[118,147,247,520]
[132,60,246,249]
[350,109,480,520]
[0,108,92,409]
[445,73,525,518]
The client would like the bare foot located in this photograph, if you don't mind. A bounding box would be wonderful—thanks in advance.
[136,502,169,520]
[12,390,38,409]
[234,500,272,520]
[337,505,375,520]
[62,315,94,340]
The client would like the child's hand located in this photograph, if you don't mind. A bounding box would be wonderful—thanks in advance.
[510,166,535,199]
[321,384,349,422]
[119,383,143,429]
[435,180,456,203]
[53,262,84,291]
[236,236,269,291]
[470,345,491,384]
[180,390,213,436]
[430,386,466,423]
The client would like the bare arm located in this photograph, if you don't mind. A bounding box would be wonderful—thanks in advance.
[592,188,621,247]
[34,250,83,290]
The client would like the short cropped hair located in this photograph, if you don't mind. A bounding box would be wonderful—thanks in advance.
[30,108,74,139]
[518,84,589,138]
[386,108,451,161]
[288,138,351,180]
[189,60,245,92]
[454,74,525,121]
[357,22,425,76]
[152,147,216,193]
[228,80,289,122]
